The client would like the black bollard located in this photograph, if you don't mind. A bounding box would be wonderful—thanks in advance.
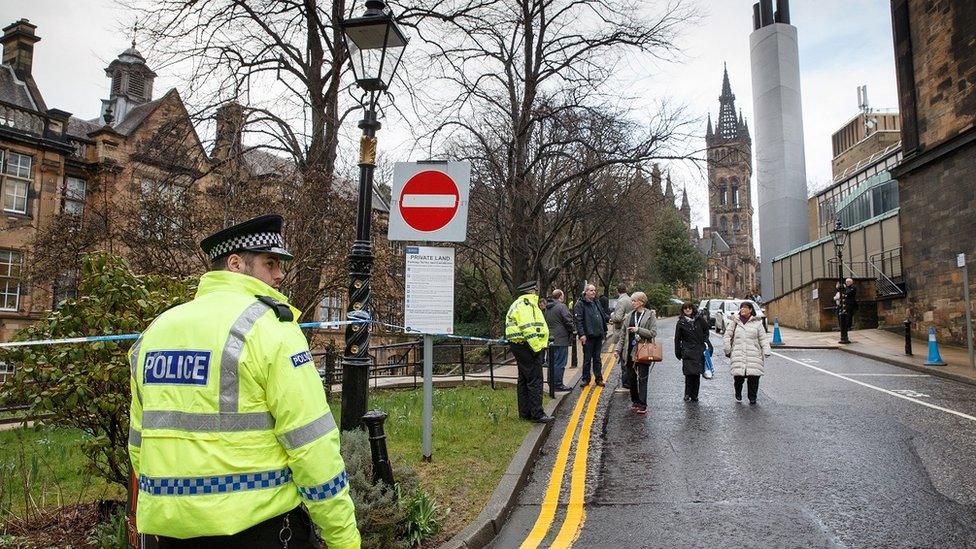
[362,410,395,487]
[904,319,913,356]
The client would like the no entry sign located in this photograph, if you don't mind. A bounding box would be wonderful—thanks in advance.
[388,161,471,242]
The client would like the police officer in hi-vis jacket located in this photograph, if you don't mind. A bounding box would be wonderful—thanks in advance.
[128,214,360,548]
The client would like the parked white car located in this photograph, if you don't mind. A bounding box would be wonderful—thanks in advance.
[714,299,766,334]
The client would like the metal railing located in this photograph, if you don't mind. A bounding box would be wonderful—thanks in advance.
[313,339,523,393]
[828,248,905,298]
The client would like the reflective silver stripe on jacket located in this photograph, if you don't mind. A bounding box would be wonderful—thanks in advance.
[142,410,275,432]
[128,427,141,447]
[220,301,272,413]
[277,412,337,450]
[129,338,143,405]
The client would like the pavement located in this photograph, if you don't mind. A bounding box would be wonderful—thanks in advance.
[775,324,976,386]
[486,317,976,548]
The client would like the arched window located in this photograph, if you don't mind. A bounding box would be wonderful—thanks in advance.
[731,177,740,206]
[733,215,741,232]
[718,178,727,206]
[720,217,728,233]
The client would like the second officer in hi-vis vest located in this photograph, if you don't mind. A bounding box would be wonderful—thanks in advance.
[128,214,360,548]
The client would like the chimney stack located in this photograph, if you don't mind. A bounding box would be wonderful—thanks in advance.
[213,102,245,162]
[1,19,40,75]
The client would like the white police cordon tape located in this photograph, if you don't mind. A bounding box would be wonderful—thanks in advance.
[0,320,369,349]
[0,319,507,349]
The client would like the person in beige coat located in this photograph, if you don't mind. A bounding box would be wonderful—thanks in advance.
[613,292,657,414]
[723,301,771,404]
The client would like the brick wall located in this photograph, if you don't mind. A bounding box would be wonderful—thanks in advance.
[766,278,877,332]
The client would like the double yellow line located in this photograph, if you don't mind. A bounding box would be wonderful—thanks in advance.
[520,352,616,549]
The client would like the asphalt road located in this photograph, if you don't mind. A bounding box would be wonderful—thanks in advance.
[489,317,976,549]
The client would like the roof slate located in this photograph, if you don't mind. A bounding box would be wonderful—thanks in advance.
[0,64,36,110]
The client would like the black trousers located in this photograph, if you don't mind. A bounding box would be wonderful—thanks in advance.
[511,343,545,419]
[628,360,649,408]
[581,335,605,383]
[684,374,701,399]
[157,506,316,548]
[620,352,633,388]
[733,375,760,401]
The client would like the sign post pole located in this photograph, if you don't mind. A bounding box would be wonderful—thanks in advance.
[422,333,434,461]
[959,253,975,370]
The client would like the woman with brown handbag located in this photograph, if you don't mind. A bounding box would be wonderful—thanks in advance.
[612,291,658,414]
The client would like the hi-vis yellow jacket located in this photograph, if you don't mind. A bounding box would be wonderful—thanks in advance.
[128,271,360,547]
[504,293,550,352]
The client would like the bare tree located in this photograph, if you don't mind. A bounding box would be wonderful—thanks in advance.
[399,0,696,295]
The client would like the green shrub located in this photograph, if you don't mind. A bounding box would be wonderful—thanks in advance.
[340,429,446,548]
[2,253,196,487]
[87,508,126,549]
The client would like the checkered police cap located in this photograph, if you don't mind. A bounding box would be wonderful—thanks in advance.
[201,214,294,261]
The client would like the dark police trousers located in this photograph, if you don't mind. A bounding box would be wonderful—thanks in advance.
[157,506,316,548]
[510,342,545,419]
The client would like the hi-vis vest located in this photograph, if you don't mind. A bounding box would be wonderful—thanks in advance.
[128,271,360,547]
[505,293,550,352]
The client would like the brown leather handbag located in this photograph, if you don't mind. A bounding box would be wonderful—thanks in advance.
[635,338,663,363]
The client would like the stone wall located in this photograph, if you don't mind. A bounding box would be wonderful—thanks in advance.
[899,143,976,344]
[892,0,976,345]
[767,278,877,332]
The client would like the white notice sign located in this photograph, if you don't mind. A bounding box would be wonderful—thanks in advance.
[404,246,455,334]
[958,253,967,268]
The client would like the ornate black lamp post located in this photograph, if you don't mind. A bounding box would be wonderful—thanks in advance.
[830,219,852,345]
[339,0,408,431]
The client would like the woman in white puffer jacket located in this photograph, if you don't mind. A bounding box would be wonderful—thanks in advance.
[723,302,771,404]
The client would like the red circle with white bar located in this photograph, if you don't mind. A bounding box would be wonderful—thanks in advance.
[398,170,460,232]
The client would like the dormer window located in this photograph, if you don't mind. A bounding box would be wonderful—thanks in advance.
[111,71,123,95]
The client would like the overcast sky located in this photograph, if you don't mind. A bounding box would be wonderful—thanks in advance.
[4,0,898,230]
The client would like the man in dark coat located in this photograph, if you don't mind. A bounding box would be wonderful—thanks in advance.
[574,284,610,386]
[674,302,713,402]
[543,289,575,391]
[841,278,858,332]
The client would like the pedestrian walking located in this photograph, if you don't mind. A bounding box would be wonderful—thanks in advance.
[723,301,772,404]
[128,215,360,548]
[674,302,713,402]
[575,283,610,387]
[505,281,554,423]
[609,284,634,392]
[613,292,657,414]
[543,289,575,392]
[598,291,611,319]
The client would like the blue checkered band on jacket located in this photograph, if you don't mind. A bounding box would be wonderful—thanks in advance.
[138,468,292,496]
[296,470,349,501]
[208,232,283,260]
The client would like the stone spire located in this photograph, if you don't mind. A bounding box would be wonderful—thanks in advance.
[706,113,713,137]
[717,63,739,140]
[665,172,675,204]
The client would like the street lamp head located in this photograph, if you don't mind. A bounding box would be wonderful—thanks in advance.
[341,0,408,93]
[830,219,849,250]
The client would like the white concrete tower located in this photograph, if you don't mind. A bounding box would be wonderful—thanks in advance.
[749,0,809,299]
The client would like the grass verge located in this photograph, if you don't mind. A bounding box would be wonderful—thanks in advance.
[0,385,538,547]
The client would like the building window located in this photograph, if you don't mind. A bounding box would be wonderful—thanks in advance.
[731,181,740,206]
[319,292,344,324]
[2,151,31,214]
[53,270,78,308]
[733,215,741,232]
[0,250,22,311]
[0,361,13,375]
[138,177,186,238]
[64,177,86,215]
[720,217,728,234]
[719,181,727,206]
